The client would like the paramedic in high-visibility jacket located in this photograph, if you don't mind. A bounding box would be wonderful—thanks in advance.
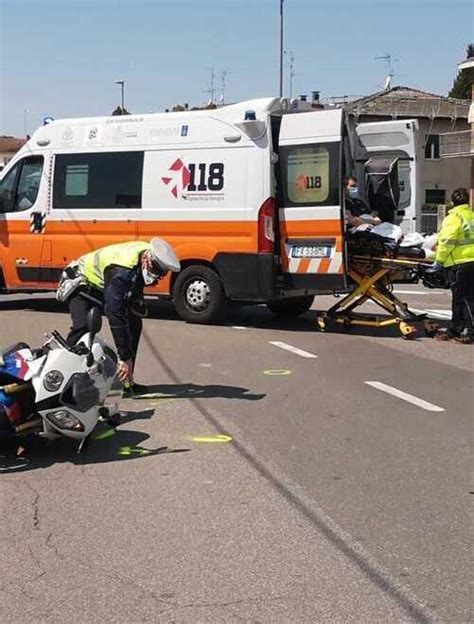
[433,188,474,343]
[59,239,180,396]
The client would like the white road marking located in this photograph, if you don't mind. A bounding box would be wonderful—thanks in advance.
[411,307,452,320]
[393,289,448,296]
[365,381,445,412]
[231,326,247,330]
[269,341,318,359]
[365,301,452,320]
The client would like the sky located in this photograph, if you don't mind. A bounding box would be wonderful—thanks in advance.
[0,0,472,137]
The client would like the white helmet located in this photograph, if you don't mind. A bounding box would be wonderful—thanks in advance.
[148,238,181,274]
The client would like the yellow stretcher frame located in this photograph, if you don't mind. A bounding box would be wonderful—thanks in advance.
[316,256,438,339]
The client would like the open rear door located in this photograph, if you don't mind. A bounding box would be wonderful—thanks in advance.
[355,119,418,233]
[278,109,345,292]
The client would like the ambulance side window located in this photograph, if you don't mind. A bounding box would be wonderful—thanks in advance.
[53,151,144,209]
[0,156,44,213]
[280,142,339,207]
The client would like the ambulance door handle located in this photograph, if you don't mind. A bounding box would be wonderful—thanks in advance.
[224,135,241,143]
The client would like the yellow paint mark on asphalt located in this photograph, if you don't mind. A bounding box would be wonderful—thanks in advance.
[118,446,152,456]
[262,369,292,376]
[187,434,232,444]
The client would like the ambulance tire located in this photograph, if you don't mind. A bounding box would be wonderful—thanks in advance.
[266,295,315,318]
[173,265,226,324]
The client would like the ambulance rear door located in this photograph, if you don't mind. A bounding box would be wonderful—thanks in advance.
[277,109,345,292]
[355,119,418,233]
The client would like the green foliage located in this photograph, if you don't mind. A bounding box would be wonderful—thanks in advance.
[448,44,473,99]
[111,106,131,116]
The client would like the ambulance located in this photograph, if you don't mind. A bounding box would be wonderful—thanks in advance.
[0,98,417,323]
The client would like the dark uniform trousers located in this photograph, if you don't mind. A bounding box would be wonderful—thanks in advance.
[67,293,143,364]
[448,261,474,338]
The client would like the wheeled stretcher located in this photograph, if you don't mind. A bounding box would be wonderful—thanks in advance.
[316,253,439,339]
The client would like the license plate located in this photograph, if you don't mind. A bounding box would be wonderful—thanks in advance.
[291,245,331,259]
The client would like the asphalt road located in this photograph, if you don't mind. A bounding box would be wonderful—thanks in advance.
[0,286,472,623]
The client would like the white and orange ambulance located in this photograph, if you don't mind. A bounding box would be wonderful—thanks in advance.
[0,98,417,323]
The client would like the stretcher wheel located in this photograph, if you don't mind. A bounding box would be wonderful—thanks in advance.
[399,321,418,340]
[423,319,441,338]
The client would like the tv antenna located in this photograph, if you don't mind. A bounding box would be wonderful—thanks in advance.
[375,53,399,89]
[220,70,228,105]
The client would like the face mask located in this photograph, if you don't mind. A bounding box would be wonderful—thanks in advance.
[142,266,161,285]
[348,186,359,198]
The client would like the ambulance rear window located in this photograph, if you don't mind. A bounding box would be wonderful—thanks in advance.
[53,151,143,210]
[280,141,339,207]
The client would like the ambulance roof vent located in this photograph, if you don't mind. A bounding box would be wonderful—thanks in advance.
[36,138,51,147]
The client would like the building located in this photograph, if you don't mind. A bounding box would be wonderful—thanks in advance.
[344,86,471,232]
[439,55,474,204]
[0,136,27,171]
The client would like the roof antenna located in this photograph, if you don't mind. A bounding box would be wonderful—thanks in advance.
[375,53,399,90]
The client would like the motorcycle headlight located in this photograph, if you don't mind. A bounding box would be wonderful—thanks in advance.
[46,409,84,432]
[43,370,64,392]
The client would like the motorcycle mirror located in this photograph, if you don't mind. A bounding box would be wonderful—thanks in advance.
[86,307,102,346]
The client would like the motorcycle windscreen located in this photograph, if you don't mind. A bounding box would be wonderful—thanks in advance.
[278,109,345,291]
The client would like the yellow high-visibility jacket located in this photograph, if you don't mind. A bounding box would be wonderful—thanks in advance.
[435,203,474,268]
[79,241,150,290]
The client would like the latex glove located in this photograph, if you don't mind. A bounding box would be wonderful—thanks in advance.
[427,261,444,272]
[117,359,134,383]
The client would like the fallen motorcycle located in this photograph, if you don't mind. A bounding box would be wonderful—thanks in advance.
[0,308,119,454]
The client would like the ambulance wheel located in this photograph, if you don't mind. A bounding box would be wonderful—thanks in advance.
[266,295,315,319]
[173,265,226,324]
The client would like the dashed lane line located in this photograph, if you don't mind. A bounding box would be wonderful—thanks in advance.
[365,381,445,412]
[269,341,318,359]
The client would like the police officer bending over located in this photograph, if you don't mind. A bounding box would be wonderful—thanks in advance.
[431,188,474,343]
[57,239,180,396]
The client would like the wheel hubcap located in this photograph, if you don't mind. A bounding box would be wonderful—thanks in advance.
[185,279,211,311]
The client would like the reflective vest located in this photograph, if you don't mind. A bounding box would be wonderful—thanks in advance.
[435,203,474,268]
[78,241,150,290]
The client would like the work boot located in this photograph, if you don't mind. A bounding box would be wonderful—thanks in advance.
[121,383,151,399]
[434,329,454,342]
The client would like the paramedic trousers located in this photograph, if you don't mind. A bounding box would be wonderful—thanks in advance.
[448,261,474,337]
[66,293,143,364]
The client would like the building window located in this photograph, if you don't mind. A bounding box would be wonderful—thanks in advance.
[53,151,143,209]
[425,189,446,205]
[424,135,440,159]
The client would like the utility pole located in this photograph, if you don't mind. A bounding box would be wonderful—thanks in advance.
[279,0,284,97]
[115,79,125,110]
[23,108,28,137]
[289,50,295,98]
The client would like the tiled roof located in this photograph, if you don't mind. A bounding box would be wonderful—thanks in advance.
[0,137,27,153]
[345,86,470,119]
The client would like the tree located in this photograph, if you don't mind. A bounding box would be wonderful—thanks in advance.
[448,44,473,99]
[111,106,131,116]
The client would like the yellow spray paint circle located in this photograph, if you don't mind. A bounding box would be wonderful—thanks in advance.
[262,369,292,376]
[187,434,232,444]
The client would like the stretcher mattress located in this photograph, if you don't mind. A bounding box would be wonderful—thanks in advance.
[346,231,426,260]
